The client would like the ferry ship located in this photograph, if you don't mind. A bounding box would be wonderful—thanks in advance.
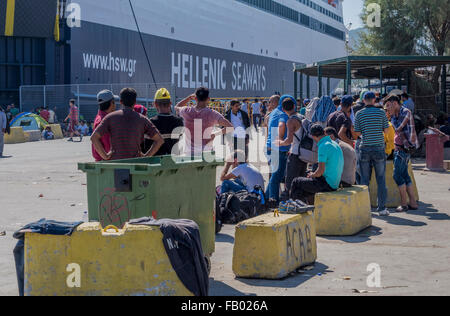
[70,0,347,97]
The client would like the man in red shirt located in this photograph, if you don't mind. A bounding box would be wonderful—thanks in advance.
[92,90,117,161]
[91,88,164,161]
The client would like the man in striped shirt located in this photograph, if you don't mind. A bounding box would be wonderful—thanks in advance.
[353,91,391,216]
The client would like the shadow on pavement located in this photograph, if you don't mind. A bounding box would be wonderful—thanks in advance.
[407,202,450,221]
[319,226,383,244]
[235,262,331,289]
[0,156,12,159]
[216,233,235,244]
[209,278,257,296]
[373,214,427,227]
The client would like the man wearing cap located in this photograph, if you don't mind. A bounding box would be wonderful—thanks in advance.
[91,88,164,160]
[92,90,116,161]
[290,124,344,203]
[143,88,184,156]
[353,91,391,216]
[327,95,355,147]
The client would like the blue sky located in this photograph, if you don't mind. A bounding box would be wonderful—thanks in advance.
[342,0,364,30]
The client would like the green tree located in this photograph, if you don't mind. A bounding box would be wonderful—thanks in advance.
[408,0,450,91]
[356,0,421,55]
[355,0,450,103]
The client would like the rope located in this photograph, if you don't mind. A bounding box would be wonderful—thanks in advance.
[128,0,158,88]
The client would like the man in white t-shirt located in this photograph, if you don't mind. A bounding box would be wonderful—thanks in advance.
[220,150,265,194]
[251,99,262,132]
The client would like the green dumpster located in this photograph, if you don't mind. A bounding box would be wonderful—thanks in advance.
[78,154,223,256]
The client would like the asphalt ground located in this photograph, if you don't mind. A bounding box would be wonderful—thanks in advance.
[0,133,449,296]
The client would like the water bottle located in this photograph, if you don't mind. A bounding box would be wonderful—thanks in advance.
[82,211,88,223]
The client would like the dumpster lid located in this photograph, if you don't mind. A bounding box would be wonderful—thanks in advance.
[78,152,224,173]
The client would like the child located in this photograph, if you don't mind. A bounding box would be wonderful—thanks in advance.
[42,126,54,140]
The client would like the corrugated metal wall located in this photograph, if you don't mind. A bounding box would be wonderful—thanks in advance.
[0,36,46,106]
[0,0,61,106]
[0,0,57,38]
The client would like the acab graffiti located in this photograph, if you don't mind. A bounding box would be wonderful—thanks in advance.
[285,223,313,263]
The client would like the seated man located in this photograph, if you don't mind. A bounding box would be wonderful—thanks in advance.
[220,150,265,194]
[324,127,356,187]
[290,124,344,203]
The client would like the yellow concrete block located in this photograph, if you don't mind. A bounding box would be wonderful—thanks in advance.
[314,185,372,236]
[369,161,419,208]
[4,127,26,144]
[444,161,450,171]
[24,130,41,142]
[24,223,193,296]
[49,124,64,139]
[232,212,317,279]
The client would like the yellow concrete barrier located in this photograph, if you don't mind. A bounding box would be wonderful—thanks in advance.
[314,185,372,236]
[24,222,193,296]
[49,124,63,139]
[232,212,317,279]
[369,160,419,208]
[444,161,450,171]
[24,130,41,142]
[4,127,26,144]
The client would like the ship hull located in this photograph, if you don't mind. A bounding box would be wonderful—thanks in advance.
[71,21,301,98]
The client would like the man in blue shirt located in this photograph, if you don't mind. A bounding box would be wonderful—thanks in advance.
[290,124,344,204]
[353,91,391,216]
[266,95,292,202]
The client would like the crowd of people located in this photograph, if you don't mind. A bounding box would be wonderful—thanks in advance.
[84,85,440,216]
[225,90,433,216]
[1,85,449,213]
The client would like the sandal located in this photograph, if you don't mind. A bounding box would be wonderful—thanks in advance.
[396,206,409,213]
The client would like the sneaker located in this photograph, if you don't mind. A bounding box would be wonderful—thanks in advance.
[378,209,390,216]
[67,138,73,142]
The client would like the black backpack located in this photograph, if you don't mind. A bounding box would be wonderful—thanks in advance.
[215,188,266,227]
[216,192,246,226]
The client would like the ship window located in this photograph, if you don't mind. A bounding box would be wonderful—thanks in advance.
[236,0,345,41]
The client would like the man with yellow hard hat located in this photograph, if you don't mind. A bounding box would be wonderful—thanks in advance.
[142,88,184,156]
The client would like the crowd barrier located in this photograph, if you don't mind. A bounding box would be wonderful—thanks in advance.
[314,186,372,236]
[233,212,317,279]
[24,223,193,296]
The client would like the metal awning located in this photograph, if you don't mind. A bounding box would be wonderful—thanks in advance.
[292,56,450,112]
[293,55,450,79]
